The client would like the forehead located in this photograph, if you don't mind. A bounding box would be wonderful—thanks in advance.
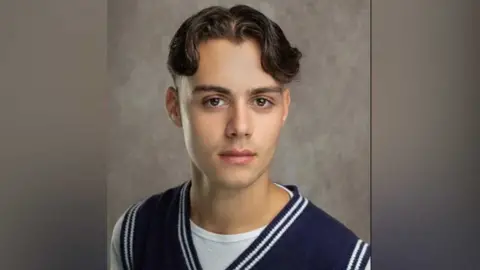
[191,39,277,90]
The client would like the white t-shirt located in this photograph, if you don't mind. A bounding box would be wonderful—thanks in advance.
[190,220,265,270]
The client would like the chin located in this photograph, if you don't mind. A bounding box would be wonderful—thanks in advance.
[210,171,258,190]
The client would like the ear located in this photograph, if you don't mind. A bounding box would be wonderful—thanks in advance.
[282,88,291,125]
[165,86,182,127]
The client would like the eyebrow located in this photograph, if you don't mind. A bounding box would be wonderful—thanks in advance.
[193,85,284,96]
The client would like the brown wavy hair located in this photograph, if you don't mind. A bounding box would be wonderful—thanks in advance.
[167,5,302,85]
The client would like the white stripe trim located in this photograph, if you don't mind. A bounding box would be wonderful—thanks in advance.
[234,195,306,270]
[354,243,369,270]
[178,184,194,270]
[346,239,363,270]
[179,183,199,270]
[122,206,133,270]
[122,202,140,270]
[244,197,309,270]
[128,202,142,270]
[182,184,198,270]
[365,258,371,270]
[122,211,131,270]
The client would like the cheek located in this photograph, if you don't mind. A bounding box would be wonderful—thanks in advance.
[256,117,284,145]
[188,110,225,151]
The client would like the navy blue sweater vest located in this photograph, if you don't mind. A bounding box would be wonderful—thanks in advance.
[119,182,370,270]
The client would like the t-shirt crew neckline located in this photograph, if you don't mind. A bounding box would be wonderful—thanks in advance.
[189,183,294,242]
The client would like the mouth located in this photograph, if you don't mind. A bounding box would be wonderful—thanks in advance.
[218,149,256,165]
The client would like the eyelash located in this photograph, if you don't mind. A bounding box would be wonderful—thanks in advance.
[202,97,274,108]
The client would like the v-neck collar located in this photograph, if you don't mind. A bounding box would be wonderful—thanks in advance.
[177,181,309,270]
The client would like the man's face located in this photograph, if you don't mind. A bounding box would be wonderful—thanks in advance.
[167,39,290,189]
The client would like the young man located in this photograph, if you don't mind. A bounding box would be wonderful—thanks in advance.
[110,4,371,270]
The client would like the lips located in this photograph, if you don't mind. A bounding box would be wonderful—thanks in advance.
[219,149,256,156]
[218,149,256,165]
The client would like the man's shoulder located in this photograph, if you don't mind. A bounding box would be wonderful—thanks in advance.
[127,184,183,211]
[302,201,359,240]
[110,183,185,269]
[293,200,370,269]
[116,182,184,225]
[280,184,364,244]
[142,183,182,205]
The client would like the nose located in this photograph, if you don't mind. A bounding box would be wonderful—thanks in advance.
[225,103,252,138]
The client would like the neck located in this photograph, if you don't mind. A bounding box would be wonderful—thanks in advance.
[189,164,289,235]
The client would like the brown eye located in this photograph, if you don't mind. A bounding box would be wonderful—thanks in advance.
[204,97,225,108]
[254,98,271,107]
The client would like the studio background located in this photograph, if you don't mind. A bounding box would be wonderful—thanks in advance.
[107,0,370,250]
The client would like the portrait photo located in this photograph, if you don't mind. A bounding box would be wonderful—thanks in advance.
[3,0,478,269]
[108,1,370,269]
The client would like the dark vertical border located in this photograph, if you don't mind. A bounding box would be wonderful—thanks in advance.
[0,0,107,269]
[369,0,373,264]
[372,0,479,269]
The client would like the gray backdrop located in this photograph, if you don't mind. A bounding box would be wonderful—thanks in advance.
[107,0,371,246]
[2,0,478,269]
